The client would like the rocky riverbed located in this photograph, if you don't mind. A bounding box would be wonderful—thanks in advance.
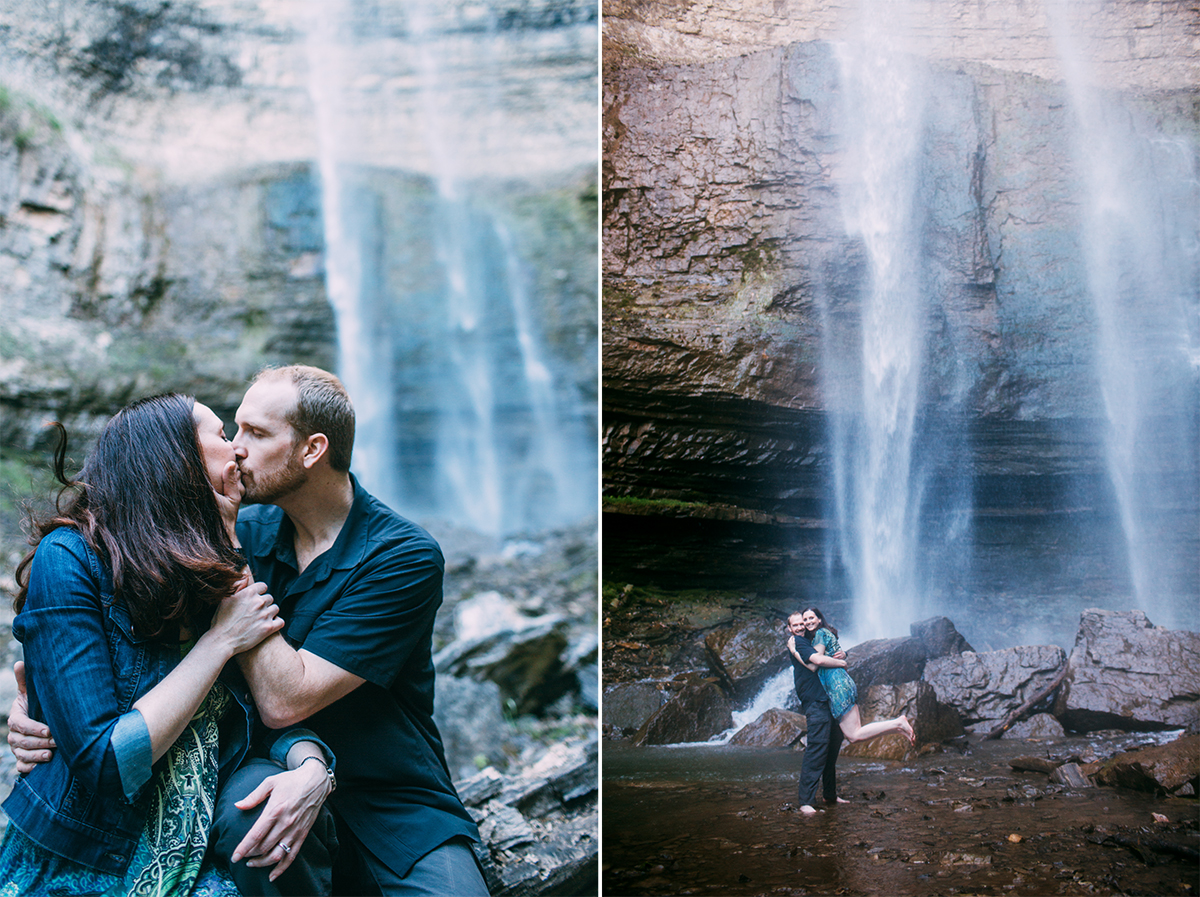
[603,734,1198,897]
[601,587,1199,895]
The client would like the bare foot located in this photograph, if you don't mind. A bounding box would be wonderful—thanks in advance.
[899,715,916,745]
[799,805,818,816]
[835,797,850,804]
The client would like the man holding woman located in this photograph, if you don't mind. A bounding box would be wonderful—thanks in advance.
[786,607,916,816]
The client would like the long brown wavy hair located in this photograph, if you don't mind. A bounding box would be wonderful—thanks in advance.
[14,394,244,640]
[798,606,839,640]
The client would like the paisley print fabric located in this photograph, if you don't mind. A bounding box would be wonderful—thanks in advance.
[0,668,238,897]
[813,627,858,720]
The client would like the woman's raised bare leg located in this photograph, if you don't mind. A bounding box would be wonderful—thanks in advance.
[837,705,916,745]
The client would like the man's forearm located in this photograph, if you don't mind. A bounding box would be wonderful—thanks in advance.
[236,634,310,727]
[237,633,364,728]
[809,653,847,669]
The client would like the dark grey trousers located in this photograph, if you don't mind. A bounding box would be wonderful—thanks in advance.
[210,758,338,897]
[797,699,843,806]
[331,819,490,897]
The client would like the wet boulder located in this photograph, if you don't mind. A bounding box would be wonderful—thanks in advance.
[840,680,964,759]
[435,616,577,716]
[911,616,975,659]
[729,708,807,747]
[846,636,927,690]
[1054,609,1200,734]
[842,617,972,691]
[602,679,671,737]
[704,617,790,702]
[632,682,734,746]
[1002,713,1065,740]
[435,675,509,780]
[924,645,1067,731]
[1093,734,1200,796]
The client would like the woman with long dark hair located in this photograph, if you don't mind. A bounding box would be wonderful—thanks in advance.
[787,607,916,745]
[0,394,335,895]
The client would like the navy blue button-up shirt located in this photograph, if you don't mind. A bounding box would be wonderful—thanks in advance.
[237,475,479,878]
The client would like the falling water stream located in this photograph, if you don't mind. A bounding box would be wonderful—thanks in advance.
[820,0,1198,642]
[826,22,931,643]
[304,1,595,536]
[1048,1,1200,630]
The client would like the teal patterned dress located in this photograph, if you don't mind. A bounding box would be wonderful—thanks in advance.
[0,645,240,897]
[812,628,857,720]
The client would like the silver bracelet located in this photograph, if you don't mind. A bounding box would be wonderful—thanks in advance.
[299,754,337,793]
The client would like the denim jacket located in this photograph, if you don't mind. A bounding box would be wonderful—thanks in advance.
[2,527,331,875]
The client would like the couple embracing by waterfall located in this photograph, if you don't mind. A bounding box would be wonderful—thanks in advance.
[786,608,915,816]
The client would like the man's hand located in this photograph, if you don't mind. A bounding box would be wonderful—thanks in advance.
[230,761,332,881]
[7,661,55,774]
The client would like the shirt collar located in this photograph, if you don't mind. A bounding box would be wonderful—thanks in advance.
[260,473,371,577]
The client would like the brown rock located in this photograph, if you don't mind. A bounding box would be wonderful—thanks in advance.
[705,618,790,701]
[633,682,734,746]
[602,679,670,735]
[1094,734,1200,795]
[1054,609,1200,733]
[846,637,927,690]
[729,708,807,747]
[1049,762,1093,788]
[910,616,975,659]
[1002,713,1066,740]
[839,680,963,759]
[925,645,1067,730]
[1010,756,1062,775]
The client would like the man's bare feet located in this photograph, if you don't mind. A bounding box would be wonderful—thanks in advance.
[835,797,849,804]
[799,805,818,816]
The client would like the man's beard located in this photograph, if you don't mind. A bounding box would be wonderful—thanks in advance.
[240,458,308,505]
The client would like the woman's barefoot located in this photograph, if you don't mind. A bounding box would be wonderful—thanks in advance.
[899,715,916,745]
[799,805,819,816]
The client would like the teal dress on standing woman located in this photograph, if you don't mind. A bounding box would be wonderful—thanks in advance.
[812,628,857,720]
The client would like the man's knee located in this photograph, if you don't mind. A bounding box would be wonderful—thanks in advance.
[212,759,282,853]
[211,758,338,896]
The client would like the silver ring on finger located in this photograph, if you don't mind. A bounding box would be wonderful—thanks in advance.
[279,843,291,854]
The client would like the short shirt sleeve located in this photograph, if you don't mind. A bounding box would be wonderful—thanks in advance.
[293,538,442,689]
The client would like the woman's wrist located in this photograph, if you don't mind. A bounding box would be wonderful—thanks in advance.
[298,754,337,795]
[196,623,236,663]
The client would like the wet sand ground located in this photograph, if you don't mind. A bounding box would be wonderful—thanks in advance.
[602,735,1198,896]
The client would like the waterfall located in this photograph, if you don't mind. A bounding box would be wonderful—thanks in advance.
[304,1,597,536]
[306,0,401,511]
[725,669,797,739]
[1049,3,1200,628]
[823,9,931,643]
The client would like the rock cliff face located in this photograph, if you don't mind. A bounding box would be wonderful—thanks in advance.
[1,0,598,535]
[602,1,1198,644]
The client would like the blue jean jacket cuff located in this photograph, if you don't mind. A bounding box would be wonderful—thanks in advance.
[112,709,152,800]
[268,728,336,772]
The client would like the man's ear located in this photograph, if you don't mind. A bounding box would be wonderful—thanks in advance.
[300,433,330,469]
